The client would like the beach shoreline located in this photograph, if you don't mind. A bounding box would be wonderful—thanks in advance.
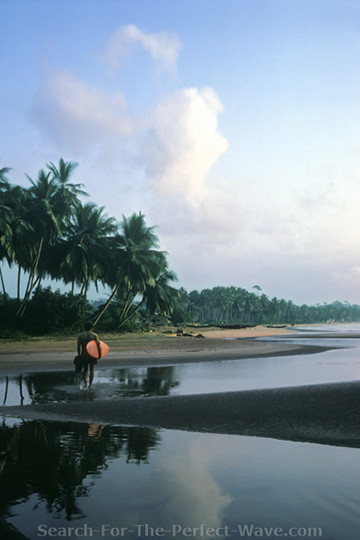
[0,325,330,374]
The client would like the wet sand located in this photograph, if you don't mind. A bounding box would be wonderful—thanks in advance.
[2,381,360,448]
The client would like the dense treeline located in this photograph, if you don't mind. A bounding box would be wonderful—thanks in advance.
[1,159,360,337]
[171,286,360,327]
[0,159,178,335]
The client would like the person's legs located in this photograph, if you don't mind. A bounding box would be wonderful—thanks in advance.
[83,362,89,388]
[89,363,95,388]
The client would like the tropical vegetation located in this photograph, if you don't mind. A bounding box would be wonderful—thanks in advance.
[170,286,360,327]
[1,159,360,337]
[0,159,179,335]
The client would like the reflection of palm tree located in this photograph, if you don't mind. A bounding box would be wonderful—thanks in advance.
[126,427,161,465]
[2,377,9,406]
[0,419,161,522]
[143,367,177,396]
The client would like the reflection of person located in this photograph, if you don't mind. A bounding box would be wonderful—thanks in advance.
[87,424,104,438]
[77,321,101,389]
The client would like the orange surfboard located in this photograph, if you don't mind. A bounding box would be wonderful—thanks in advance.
[86,340,110,359]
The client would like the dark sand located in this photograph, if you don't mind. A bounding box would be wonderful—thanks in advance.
[1,381,360,448]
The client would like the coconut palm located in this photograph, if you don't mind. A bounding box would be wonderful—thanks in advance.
[16,170,59,314]
[49,202,118,296]
[0,170,34,300]
[0,200,12,298]
[1,185,33,300]
[93,213,170,326]
[142,268,179,323]
[16,159,87,314]
[46,158,87,218]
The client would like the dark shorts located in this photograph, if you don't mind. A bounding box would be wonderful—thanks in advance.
[82,353,98,369]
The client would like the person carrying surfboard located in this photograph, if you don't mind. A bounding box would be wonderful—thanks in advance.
[77,321,102,389]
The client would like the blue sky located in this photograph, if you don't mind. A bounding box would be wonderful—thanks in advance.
[2,0,360,305]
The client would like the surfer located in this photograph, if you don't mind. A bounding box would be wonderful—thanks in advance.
[77,321,101,389]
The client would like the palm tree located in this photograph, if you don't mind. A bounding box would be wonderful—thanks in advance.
[0,166,11,184]
[17,160,86,314]
[142,267,179,325]
[93,213,171,326]
[46,158,87,218]
[50,202,118,296]
[17,170,60,314]
[0,166,13,297]
[0,171,33,300]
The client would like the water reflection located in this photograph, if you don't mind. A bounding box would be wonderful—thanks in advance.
[1,418,360,540]
[0,366,180,407]
[0,417,160,524]
[3,343,360,407]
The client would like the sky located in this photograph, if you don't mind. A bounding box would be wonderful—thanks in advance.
[2,0,360,305]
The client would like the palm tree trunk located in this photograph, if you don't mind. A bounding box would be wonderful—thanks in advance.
[35,275,42,291]
[116,287,133,323]
[117,298,145,329]
[18,238,44,315]
[0,266,7,301]
[26,237,44,296]
[17,266,21,301]
[93,283,120,326]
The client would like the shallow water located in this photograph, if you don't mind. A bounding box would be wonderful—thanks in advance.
[1,324,360,538]
[1,333,360,406]
[0,418,359,540]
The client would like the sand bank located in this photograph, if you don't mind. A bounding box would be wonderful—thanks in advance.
[2,381,360,448]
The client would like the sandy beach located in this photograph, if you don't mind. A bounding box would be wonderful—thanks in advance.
[1,325,358,449]
[0,325,327,374]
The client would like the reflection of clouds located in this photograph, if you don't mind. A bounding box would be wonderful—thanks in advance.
[123,433,232,536]
[99,431,232,536]
[158,436,233,532]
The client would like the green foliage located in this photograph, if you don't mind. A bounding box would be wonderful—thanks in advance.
[0,160,178,334]
[0,287,92,336]
[171,286,360,326]
[24,287,92,335]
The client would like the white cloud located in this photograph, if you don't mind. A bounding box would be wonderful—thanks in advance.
[105,24,182,75]
[31,68,133,154]
[140,87,245,242]
[28,26,360,305]
[30,64,242,247]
